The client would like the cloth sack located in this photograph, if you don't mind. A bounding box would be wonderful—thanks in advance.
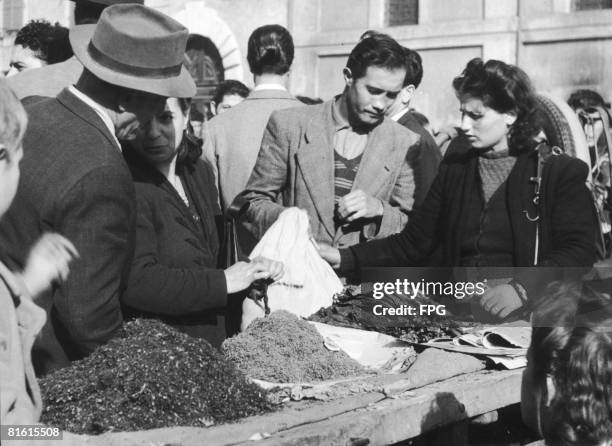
[241,208,343,330]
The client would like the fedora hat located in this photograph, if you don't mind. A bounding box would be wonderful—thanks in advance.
[70,1,144,6]
[70,4,196,98]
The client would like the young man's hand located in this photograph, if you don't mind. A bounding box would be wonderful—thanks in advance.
[336,190,383,222]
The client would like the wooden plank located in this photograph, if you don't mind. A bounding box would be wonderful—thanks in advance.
[80,369,522,446]
[83,392,386,446]
[242,369,522,446]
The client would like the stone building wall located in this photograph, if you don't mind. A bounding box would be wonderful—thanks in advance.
[1,0,611,129]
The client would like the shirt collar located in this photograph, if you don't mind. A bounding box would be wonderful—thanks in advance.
[332,95,350,131]
[253,83,287,92]
[389,107,409,122]
[332,94,379,134]
[68,85,121,151]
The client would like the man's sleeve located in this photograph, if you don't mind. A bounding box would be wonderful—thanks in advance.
[240,112,291,240]
[413,132,442,207]
[53,165,133,357]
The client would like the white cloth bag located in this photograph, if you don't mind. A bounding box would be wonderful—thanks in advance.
[241,208,343,330]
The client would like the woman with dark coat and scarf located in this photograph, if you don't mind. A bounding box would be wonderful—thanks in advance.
[122,97,282,347]
[320,58,599,321]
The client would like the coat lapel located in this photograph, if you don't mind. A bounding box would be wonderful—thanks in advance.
[507,152,538,266]
[352,120,395,196]
[296,102,336,237]
[182,165,216,246]
[56,88,120,152]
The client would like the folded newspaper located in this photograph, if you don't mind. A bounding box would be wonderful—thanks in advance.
[416,324,532,369]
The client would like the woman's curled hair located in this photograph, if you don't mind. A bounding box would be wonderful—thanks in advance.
[453,58,539,153]
[530,281,612,445]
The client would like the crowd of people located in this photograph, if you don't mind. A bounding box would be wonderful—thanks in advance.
[0,0,610,444]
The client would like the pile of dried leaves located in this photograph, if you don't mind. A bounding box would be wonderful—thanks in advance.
[40,319,273,434]
[308,287,469,343]
[222,310,364,383]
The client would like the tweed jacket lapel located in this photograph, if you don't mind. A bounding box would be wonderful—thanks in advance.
[296,101,336,238]
[56,88,120,151]
[352,119,396,196]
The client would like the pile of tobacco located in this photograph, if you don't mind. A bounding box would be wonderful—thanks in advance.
[308,287,469,343]
[39,319,273,435]
[222,310,364,383]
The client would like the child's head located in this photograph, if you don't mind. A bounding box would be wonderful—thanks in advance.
[0,79,27,217]
[522,281,612,445]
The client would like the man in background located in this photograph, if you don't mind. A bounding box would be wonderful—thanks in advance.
[385,46,441,206]
[209,79,250,116]
[203,24,301,215]
[6,20,72,76]
[7,0,143,99]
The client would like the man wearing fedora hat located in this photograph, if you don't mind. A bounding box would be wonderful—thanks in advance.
[0,4,196,375]
[7,0,144,99]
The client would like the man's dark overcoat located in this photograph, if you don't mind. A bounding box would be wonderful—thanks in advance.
[0,89,135,375]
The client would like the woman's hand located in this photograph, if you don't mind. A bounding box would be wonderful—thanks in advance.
[19,233,79,298]
[478,284,523,319]
[317,243,341,269]
[224,256,284,294]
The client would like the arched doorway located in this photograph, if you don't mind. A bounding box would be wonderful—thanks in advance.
[170,1,244,119]
[184,34,225,117]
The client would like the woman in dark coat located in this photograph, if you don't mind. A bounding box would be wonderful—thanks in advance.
[122,97,282,347]
[321,58,598,320]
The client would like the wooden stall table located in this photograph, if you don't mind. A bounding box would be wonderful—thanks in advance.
[81,368,523,446]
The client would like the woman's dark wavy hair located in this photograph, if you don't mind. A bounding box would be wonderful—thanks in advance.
[452,58,539,153]
[247,24,294,76]
[529,281,612,446]
[175,98,202,171]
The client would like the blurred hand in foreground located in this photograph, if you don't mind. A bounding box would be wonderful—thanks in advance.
[20,233,79,298]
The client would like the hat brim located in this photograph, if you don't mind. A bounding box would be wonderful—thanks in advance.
[70,25,196,98]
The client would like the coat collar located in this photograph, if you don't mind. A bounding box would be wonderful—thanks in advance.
[57,87,120,151]
[245,88,296,101]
